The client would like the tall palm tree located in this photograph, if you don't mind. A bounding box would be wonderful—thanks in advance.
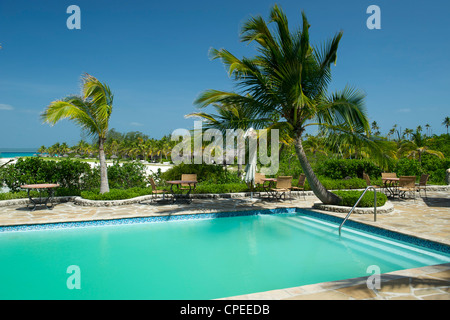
[371,121,380,136]
[193,5,371,205]
[37,145,47,155]
[442,116,450,135]
[303,134,328,160]
[41,73,114,193]
[425,124,431,137]
[403,128,413,141]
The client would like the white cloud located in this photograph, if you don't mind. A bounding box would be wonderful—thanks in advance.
[130,122,144,126]
[0,104,14,111]
[396,108,411,113]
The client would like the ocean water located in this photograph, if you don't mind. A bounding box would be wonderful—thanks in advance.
[0,150,37,158]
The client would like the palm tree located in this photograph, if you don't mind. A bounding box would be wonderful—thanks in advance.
[41,73,114,193]
[442,116,450,135]
[303,134,328,160]
[37,145,47,155]
[398,130,444,162]
[425,123,431,137]
[193,5,371,205]
[403,128,413,140]
[371,121,380,136]
[73,140,90,157]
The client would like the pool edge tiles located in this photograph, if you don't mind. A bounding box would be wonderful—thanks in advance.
[0,206,449,256]
[0,207,299,233]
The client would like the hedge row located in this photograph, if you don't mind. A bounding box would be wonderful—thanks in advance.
[0,157,148,192]
[333,190,387,207]
[281,157,449,184]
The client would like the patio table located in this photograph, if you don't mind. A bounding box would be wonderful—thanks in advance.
[382,178,400,198]
[20,183,60,211]
[166,180,197,204]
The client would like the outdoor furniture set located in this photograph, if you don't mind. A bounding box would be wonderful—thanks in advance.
[366,172,430,200]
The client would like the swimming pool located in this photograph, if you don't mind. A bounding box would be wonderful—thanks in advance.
[0,208,449,299]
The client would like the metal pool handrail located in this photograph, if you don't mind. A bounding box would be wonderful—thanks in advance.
[339,186,377,236]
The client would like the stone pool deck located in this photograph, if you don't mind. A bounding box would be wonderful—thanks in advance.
[0,190,449,300]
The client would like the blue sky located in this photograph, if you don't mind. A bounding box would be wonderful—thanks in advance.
[0,0,449,148]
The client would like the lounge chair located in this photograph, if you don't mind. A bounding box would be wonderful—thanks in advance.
[416,174,429,199]
[148,176,168,202]
[398,176,416,201]
[269,176,293,201]
[291,173,306,200]
[181,174,197,191]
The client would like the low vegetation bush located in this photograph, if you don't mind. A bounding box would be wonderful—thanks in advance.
[107,161,147,189]
[303,177,367,191]
[0,157,94,192]
[333,190,387,207]
[81,187,153,200]
[315,159,382,180]
[0,188,81,201]
[0,191,29,200]
[194,182,249,194]
[396,156,450,185]
[0,158,150,193]
[160,163,241,184]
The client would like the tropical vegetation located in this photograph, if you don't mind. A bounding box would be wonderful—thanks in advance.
[192,4,381,205]
[1,5,449,205]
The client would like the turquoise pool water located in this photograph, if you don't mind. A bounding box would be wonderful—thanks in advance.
[0,211,449,299]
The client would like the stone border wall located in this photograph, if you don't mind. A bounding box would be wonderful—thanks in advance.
[0,185,447,207]
[313,201,394,214]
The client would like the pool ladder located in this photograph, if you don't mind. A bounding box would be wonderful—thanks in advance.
[338,186,377,236]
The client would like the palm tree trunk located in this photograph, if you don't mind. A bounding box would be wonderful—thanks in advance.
[98,137,110,194]
[293,135,342,205]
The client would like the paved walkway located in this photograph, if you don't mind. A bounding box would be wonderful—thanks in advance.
[0,190,449,300]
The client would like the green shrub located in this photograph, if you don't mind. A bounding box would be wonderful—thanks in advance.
[0,158,152,194]
[0,157,93,192]
[333,190,387,207]
[0,187,81,200]
[81,187,153,200]
[303,177,366,191]
[0,191,29,200]
[315,159,382,180]
[107,161,147,189]
[392,156,450,184]
[420,155,450,184]
[393,158,423,177]
[161,163,240,184]
[194,182,249,194]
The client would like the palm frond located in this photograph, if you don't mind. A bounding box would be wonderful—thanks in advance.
[41,96,100,137]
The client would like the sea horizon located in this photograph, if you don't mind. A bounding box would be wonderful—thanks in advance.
[0,148,38,158]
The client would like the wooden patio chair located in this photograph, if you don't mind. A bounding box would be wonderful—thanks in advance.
[399,176,416,201]
[363,173,380,190]
[147,176,168,202]
[180,174,197,191]
[254,172,266,198]
[270,176,293,201]
[290,173,306,200]
[416,174,430,199]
